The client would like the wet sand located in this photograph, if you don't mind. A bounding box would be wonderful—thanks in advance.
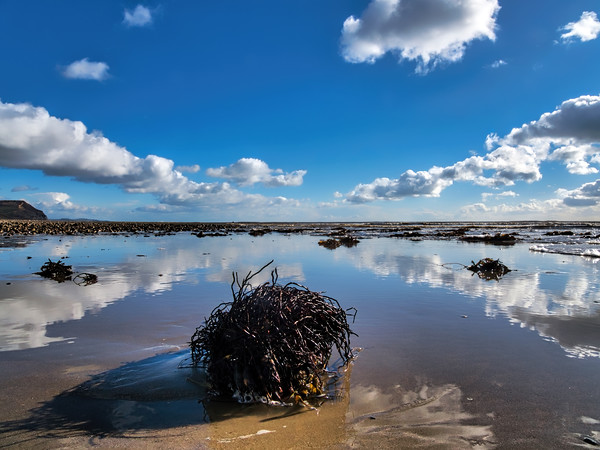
[0,354,494,449]
[1,229,600,448]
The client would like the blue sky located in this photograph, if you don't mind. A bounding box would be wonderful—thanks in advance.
[1,0,600,221]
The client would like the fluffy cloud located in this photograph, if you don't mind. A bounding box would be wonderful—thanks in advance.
[467,182,600,217]
[340,0,500,73]
[347,168,453,203]
[32,192,85,212]
[346,94,600,203]
[123,5,153,27]
[0,100,304,210]
[501,95,600,145]
[346,148,541,203]
[549,145,598,175]
[206,158,306,187]
[62,58,110,81]
[560,11,600,43]
[557,179,600,207]
[497,95,600,174]
[460,199,565,218]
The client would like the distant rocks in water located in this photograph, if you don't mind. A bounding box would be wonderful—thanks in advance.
[248,228,271,237]
[0,220,598,256]
[0,200,47,220]
[391,231,423,239]
[319,236,360,250]
[544,230,574,236]
[460,232,517,246]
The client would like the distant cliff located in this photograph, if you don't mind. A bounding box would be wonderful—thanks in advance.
[0,200,47,220]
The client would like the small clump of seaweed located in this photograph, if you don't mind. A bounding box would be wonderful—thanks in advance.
[338,235,360,247]
[73,272,98,286]
[35,259,97,285]
[318,238,342,249]
[318,236,360,250]
[189,261,357,406]
[36,259,73,283]
[467,258,511,281]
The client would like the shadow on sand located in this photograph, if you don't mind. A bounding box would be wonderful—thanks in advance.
[0,351,211,445]
[0,350,330,447]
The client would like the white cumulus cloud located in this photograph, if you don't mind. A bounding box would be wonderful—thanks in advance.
[123,5,153,27]
[345,94,600,203]
[560,11,600,43]
[0,100,304,211]
[206,157,306,187]
[340,0,500,73]
[346,168,454,203]
[346,148,541,203]
[62,58,110,81]
[557,179,600,207]
[497,94,600,175]
[460,199,565,218]
[32,192,84,212]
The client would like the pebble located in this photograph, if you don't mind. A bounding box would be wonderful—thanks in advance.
[582,435,600,446]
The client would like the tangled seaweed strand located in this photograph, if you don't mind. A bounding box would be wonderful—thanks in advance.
[35,259,98,285]
[36,259,73,283]
[73,273,98,286]
[467,258,511,281]
[190,261,356,405]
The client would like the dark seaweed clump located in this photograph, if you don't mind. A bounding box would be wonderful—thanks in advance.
[35,259,73,283]
[35,259,98,285]
[467,258,511,281]
[190,261,356,405]
[318,236,360,250]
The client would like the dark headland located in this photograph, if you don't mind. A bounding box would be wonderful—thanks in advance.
[0,200,47,220]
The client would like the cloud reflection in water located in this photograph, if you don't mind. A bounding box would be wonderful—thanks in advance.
[347,381,495,448]
[0,234,306,351]
[1,234,599,359]
[341,240,600,358]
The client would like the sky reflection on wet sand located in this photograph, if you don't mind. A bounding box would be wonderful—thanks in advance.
[1,233,599,447]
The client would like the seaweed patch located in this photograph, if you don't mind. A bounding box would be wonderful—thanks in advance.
[189,261,357,406]
[35,259,97,285]
[467,258,511,281]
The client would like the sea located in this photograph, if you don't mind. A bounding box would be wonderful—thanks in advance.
[0,222,599,448]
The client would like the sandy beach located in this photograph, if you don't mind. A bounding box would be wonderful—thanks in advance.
[1,222,600,448]
[4,0,600,447]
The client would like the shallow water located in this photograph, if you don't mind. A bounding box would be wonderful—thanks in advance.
[1,232,600,448]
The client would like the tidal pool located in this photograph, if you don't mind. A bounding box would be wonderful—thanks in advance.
[1,232,599,448]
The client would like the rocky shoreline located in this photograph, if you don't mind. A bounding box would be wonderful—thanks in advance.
[2,220,600,247]
[0,220,240,236]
